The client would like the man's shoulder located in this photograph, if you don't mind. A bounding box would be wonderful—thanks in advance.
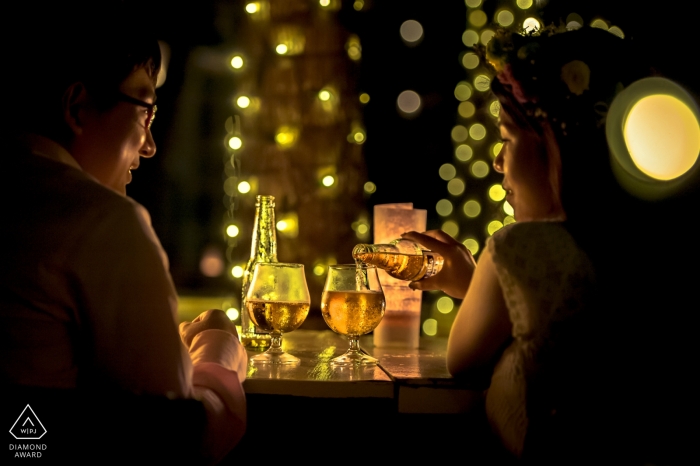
[6,149,150,244]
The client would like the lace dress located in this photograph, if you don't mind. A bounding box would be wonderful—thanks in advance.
[485,221,597,458]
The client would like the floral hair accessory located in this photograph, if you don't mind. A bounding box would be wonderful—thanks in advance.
[561,60,590,96]
[476,25,646,139]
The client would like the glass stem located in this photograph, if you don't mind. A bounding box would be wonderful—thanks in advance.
[269,332,283,353]
[348,336,360,353]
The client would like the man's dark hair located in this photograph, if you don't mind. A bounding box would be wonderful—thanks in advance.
[8,0,161,139]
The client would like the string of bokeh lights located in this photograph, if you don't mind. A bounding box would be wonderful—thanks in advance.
[420,0,630,337]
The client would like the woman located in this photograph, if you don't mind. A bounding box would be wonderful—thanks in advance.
[403,26,666,464]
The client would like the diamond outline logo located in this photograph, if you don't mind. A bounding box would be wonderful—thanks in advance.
[9,404,47,440]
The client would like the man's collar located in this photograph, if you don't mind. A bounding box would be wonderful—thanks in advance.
[17,133,83,171]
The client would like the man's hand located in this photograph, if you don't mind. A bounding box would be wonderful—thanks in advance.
[401,230,477,299]
[179,309,238,348]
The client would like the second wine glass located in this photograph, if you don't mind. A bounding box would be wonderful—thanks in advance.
[245,262,310,365]
[321,264,386,366]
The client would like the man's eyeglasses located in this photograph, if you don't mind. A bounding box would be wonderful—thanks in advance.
[116,92,157,130]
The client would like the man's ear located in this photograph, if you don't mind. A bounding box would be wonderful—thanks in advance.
[62,82,89,136]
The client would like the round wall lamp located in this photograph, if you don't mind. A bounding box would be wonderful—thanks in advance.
[606,77,700,200]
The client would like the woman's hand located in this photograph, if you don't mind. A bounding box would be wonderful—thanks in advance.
[401,230,476,299]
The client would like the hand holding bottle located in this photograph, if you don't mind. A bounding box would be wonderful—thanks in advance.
[400,230,476,299]
[352,238,444,281]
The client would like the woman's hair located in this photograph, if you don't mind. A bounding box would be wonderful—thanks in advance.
[480,26,653,260]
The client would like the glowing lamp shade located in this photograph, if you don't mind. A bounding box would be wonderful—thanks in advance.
[625,95,699,180]
[607,77,700,199]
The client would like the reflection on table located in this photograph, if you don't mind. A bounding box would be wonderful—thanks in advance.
[230,329,500,463]
[243,330,393,399]
[243,329,485,413]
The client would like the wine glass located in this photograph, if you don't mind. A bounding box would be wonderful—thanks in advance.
[321,264,386,366]
[245,262,310,364]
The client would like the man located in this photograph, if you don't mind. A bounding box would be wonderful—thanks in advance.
[2,2,247,463]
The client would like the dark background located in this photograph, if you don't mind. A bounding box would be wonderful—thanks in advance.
[134,0,697,217]
[128,0,698,292]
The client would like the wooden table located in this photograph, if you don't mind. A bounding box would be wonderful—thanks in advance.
[225,330,500,462]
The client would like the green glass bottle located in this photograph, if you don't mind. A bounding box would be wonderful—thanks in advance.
[241,195,277,349]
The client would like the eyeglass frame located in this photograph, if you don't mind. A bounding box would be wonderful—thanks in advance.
[115,91,157,130]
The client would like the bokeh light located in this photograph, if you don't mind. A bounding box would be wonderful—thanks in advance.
[492,142,503,158]
[447,178,466,195]
[230,55,244,69]
[455,144,473,162]
[480,29,495,46]
[454,82,473,101]
[462,30,479,47]
[490,100,501,117]
[523,17,541,33]
[400,19,424,45]
[496,9,515,27]
[451,125,469,142]
[422,318,438,336]
[474,74,491,92]
[436,199,453,216]
[463,199,481,218]
[436,296,455,314]
[228,136,242,150]
[346,34,362,60]
[469,123,486,140]
[590,18,609,30]
[462,52,479,70]
[439,163,457,180]
[200,247,224,277]
[458,101,476,118]
[275,125,299,148]
[318,89,332,101]
[471,160,490,178]
[608,26,624,39]
[442,220,459,237]
[238,181,251,194]
[226,308,240,321]
[503,201,514,216]
[231,265,244,278]
[236,96,251,108]
[489,184,506,201]
[397,90,422,117]
[487,220,504,236]
[463,238,480,256]
[469,10,487,27]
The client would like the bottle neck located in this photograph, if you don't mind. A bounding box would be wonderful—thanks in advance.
[250,197,278,262]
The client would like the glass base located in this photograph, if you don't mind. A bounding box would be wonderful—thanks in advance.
[250,348,300,365]
[330,350,378,367]
[240,332,271,350]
